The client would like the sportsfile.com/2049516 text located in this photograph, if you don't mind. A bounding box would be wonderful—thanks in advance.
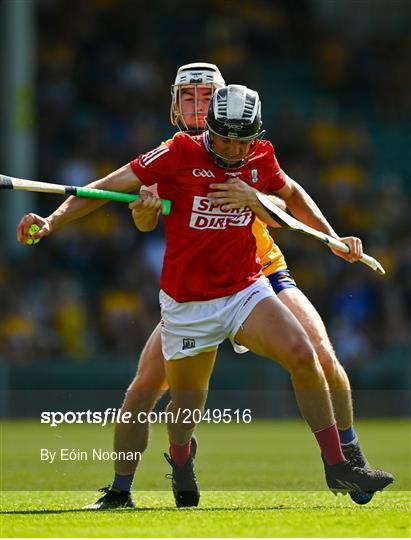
[40,408,252,427]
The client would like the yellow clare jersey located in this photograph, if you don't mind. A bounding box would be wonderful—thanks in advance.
[252,217,287,276]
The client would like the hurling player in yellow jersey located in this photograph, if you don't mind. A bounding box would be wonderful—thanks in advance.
[17,63,377,509]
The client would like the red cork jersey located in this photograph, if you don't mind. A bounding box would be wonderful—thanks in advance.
[130,132,285,302]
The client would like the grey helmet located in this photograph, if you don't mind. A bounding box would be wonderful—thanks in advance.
[170,62,225,134]
[206,85,263,168]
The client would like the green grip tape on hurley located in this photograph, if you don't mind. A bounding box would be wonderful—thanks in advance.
[75,187,171,216]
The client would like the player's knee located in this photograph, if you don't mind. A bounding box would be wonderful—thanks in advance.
[129,373,166,394]
[315,339,340,377]
[124,377,165,412]
[134,359,167,389]
[287,339,320,376]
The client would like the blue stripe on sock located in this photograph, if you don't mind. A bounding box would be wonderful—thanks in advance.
[338,426,357,445]
[112,473,134,492]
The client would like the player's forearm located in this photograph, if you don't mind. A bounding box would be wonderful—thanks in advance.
[284,181,339,239]
[45,196,103,230]
[267,195,287,212]
[46,164,140,231]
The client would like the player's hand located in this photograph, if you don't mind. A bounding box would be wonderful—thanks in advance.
[330,236,363,263]
[17,213,52,245]
[129,190,161,232]
[129,189,161,214]
[208,178,257,210]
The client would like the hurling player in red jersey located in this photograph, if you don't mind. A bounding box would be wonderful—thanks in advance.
[128,84,393,506]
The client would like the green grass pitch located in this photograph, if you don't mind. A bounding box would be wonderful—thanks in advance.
[1,418,410,537]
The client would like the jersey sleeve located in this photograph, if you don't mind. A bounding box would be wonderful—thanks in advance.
[130,134,181,186]
[268,152,286,191]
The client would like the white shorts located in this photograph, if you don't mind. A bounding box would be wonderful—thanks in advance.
[159,276,275,360]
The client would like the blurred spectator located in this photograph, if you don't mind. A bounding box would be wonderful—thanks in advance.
[0,315,37,364]
[329,315,372,368]
[99,289,153,354]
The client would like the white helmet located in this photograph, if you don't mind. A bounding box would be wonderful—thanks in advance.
[170,62,226,133]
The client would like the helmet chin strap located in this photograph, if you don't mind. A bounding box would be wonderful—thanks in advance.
[206,131,258,170]
[176,121,204,135]
[212,152,245,170]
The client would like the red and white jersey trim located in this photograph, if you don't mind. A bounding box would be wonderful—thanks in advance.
[140,145,170,167]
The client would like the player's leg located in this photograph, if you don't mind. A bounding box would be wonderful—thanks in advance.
[165,350,216,444]
[277,285,377,502]
[164,350,217,507]
[234,294,394,495]
[159,288,224,507]
[270,271,369,455]
[114,322,168,476]
[84,323,167,510]
[235,295,336,431]
[277,285,352,428]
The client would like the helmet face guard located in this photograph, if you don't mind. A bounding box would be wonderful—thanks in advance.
[205,130,260,169]
[170,62,225,134]
[206,85,264,169]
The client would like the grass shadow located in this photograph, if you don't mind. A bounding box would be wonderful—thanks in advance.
[1,504,346,515]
